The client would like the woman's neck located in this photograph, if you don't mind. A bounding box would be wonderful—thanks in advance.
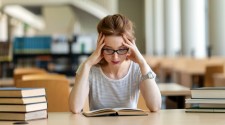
[102,60,131,80]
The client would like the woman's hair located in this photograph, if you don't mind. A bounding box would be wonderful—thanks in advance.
[97,14,135,65]
[97,14,135,41]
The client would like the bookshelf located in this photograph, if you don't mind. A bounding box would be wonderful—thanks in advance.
[13,53,91,76]
[0,42,13,78]
[0,36,93,78]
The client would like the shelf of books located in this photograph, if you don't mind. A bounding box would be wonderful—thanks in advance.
[0,35,94,78]
[0,88,48,121]
[11,35,93,77]
[185,87,225,113]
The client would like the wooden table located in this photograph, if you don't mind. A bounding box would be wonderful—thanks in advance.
[158,83,191,96]
[1,109,225,125]
[178,58,225,88]
[157,83,191,109]
[213,73,225,86]
[180,69,205,88]
[138,83,190,110]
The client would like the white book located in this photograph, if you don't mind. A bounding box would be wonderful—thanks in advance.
[0,102,47,112]
[0,110,47,121]
[191,87,225,99]
[186,98,225,104]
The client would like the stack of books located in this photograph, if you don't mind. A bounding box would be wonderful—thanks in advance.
[185,87,225,113]
[0,88,48,121]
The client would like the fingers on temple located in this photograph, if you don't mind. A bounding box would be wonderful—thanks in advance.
[99,35,105,45]
[122,34,132,45]
[97,33,102,42]
[99,41,105,49]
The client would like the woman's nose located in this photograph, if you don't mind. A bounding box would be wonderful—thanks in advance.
[112,52,119,58]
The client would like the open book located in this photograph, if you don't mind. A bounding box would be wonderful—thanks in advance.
[83,108,148,117]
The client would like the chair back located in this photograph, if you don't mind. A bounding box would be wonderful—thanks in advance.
[14,67,47,86]
[204,65,224,87]
[16,78,70,112]
[137,93,148,111]
[22,73,67,81]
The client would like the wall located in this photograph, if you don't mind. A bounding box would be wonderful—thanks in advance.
[118,0,145,53]
[37,5,77,39]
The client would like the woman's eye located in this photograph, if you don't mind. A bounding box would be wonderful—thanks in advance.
[106,49,113,52]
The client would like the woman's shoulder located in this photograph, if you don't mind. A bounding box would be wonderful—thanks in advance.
[130,61,140,69]
[90,64,101,72]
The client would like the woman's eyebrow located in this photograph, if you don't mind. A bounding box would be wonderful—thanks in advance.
[104,45,126,49]
[103,45,112,48]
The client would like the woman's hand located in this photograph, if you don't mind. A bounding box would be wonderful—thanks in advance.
[122,34,145,65]
[86,33,105,66]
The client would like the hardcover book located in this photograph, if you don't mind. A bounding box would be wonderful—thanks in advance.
[0,96,46,104]
[0,110,47,121]
[185,98,225,104]
[191,87,225,99]
[83,108,148,117]
[0,88,46,98]
[0,102,47,112]
[186,107,225,113]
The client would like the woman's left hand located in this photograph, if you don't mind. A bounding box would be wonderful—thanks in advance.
[122,34,145,65]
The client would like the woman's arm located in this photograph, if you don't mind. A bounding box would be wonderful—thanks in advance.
[122,34,161,112]
[69,61,91,113]
[69,33,105,113]
[139,60,162,112]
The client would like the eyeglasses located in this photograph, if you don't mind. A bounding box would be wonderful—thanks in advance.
[102,48,129,55]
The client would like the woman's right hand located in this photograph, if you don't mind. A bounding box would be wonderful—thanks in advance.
[85,33,105,66]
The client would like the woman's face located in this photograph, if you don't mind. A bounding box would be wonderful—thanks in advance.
[102,35,129,66]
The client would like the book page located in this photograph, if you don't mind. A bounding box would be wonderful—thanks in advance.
[113,108,144,112]
[84,108,116,114]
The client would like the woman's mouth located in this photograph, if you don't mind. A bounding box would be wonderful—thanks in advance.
[111,61,120,64]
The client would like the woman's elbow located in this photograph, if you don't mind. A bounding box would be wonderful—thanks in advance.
[148,103,161,112]
[70,104,83,114]
[69,99,82,114]
[149,106,161,112]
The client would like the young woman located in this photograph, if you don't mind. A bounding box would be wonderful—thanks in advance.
[69,14,161,113]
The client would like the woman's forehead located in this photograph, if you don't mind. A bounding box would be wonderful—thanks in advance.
[104,35,124,43]
[104,36,125,48]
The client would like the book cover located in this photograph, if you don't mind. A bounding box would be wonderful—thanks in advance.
[186,107,225,113]
[0,88,46,98]
[0,110,47,121]
[0,102,47,112]
[83,108,148,117]
[191,87,225,98]
[197,103,225,108]
[0,96,46,104]
[185,98,225,104]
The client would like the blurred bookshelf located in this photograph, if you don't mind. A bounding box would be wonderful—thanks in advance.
[0,35,93,78]
[0,42,13,78]
[0,42,12,62]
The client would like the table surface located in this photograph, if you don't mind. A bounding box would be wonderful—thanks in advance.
[1,109,225,125]
[157,83,191,96]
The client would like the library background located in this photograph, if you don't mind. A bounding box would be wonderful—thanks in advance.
[0,0,148,78]
[1,0,225,87]
[2,1,225,122]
